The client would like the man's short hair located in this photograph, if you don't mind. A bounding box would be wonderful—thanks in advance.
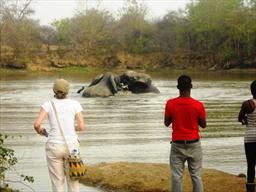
[177,74,192,91]
[251,80,256,97]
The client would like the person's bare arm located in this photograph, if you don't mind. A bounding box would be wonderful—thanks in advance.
[238,103,246,122]
[75,112,85,131]
[198,104,207,128]
[164,116,172,127]
[164,101,172,127]
[238,100,256,125]
[198,118,206,128]
[34,107,48,136]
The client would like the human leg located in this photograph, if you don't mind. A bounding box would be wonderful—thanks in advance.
[46,143,66,192]
[66,175,79,192]
[64,160,79,192]
[187,142,203,192]
[170,143,186,192]
[245,142,256,183]
[246,183,255,192]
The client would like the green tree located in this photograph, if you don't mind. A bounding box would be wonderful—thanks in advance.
[39,25,58,53]
[4,19,41,59]
[154,11,188,52]
[186,0,245,64]
[51,18,72,45]
[69,8,116,55]
[189,0,242,49]
[0,0,40,63]
[117,0,150,54]
[235,1,256,58]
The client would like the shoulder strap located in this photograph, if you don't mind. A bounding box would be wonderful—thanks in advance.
[51,100,71,156]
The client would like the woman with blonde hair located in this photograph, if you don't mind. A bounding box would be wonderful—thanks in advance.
[34,79,85,192]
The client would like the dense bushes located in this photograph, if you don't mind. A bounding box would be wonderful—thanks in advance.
[1,0,256,69]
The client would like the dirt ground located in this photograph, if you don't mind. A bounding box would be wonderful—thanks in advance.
[80,162,246,192]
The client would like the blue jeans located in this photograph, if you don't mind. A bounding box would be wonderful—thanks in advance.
[170,141,203,192]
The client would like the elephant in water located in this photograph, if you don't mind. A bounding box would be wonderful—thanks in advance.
[80,70,160,97]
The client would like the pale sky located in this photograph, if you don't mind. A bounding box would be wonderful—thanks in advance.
[31,0,191,25]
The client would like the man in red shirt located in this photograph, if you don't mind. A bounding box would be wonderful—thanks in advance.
[164,74,206,192]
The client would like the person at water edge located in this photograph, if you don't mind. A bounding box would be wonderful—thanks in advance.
[238,80,256,192]
[34,79,85,192]
[164,74,207,192]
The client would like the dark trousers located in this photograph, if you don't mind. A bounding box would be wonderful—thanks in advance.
[245,142,256,183]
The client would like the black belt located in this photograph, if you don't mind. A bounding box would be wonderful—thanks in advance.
[172,139,199,144]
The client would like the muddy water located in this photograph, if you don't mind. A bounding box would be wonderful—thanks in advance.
[0,71,254,191]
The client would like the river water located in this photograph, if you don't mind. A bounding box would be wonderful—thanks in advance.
[0,70,255,191]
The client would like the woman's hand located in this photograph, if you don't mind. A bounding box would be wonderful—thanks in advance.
[39,128,48,137]
[34,107,48,135]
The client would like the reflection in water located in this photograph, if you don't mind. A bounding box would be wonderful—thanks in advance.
[0,71,254,191]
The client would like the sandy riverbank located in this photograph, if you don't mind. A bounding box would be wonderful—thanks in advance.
[80,162,246,192]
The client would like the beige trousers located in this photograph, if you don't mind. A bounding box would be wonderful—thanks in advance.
[46,142,79,192]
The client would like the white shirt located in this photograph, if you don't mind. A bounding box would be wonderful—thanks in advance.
[42,98,83,144]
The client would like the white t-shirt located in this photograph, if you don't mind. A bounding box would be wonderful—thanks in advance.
[42,98,83,144]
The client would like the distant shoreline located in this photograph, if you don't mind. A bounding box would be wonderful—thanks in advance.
[1,65,256,74]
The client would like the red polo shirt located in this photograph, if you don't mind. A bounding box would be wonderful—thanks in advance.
[165,96,206,141]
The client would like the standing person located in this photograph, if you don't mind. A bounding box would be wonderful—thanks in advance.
[34,79,85,192]
[238,80,256,192]
[164,74,207,192]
